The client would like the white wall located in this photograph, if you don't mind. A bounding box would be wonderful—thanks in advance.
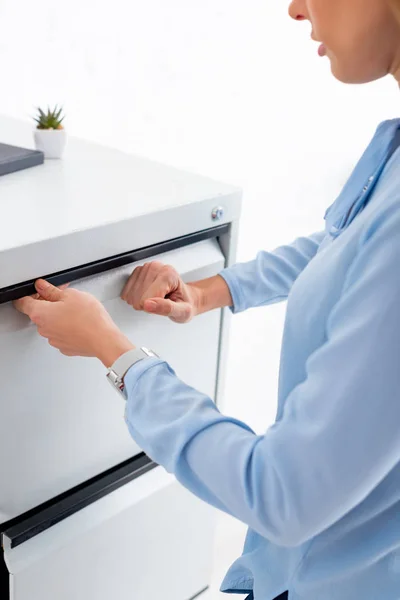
[1,0,398,426]
[1,1,399,596]
[2,0,399,427]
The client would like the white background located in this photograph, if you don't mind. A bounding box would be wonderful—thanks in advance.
[0,1,399,596]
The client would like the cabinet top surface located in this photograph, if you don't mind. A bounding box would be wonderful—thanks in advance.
[0,115,240,254]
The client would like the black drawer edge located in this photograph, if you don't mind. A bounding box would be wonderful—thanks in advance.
[0,549,8,596]
[1,453,156,549]
[0,223,230,304]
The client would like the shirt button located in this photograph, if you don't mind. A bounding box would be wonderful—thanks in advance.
[362,176,374,193]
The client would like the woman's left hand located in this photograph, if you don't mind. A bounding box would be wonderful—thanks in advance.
[14,279,134,367]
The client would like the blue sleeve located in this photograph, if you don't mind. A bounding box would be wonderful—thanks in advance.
[219,231,325,313]
[124,206,400,548]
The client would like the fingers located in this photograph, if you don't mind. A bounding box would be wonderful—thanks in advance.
[31,283,69,302]
[14,281,66,322]
[143,298,171,316]
[13,296,42,322]
[143,298,191,323]
[145,265,176,296]
[35,279,65,302]
[121,266,142,303]
[121,262,182,317]
[122,262,165,309]
[137,263,165,309]
[134,264,150,304]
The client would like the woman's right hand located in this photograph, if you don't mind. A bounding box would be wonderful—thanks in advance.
[121,262,202,324]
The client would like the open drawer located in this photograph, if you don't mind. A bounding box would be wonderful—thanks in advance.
[2,464,215,600]
[0,229,226,522]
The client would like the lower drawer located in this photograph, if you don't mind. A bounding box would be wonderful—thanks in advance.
[1,465,215,600]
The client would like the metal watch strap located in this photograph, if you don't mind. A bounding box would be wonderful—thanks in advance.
[106,347,159,398]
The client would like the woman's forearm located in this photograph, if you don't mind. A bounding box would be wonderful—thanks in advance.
[195,232,325,316]
[189,275,233,315]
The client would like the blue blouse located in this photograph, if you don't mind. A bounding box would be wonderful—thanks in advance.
[124,119,400,600]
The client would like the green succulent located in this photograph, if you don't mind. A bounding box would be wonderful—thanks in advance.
[34,105,65,130]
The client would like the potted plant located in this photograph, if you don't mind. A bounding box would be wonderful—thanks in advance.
[33,105,67,159]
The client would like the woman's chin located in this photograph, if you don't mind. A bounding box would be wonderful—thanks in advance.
[329,57,390,85]
[330,65,359,84]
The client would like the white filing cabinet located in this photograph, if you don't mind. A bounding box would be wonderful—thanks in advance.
[0,115,241,600]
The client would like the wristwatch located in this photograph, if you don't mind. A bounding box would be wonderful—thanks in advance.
[106,347,159,399]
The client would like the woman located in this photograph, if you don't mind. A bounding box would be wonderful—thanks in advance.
[15,1,400,599]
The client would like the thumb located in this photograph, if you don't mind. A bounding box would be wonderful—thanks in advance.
[144,298,191,322]
[35,279,65,302]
